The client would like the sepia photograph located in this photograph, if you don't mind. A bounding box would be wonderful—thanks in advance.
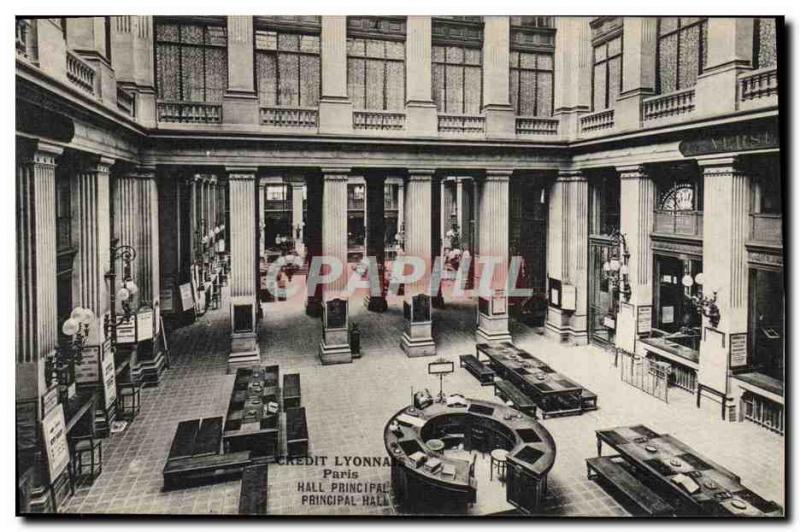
[11,5,788,521]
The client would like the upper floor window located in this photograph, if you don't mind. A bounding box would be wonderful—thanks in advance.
[347,17,406,112]
[510,51,554,117]
[754,18,778,69]
[592,36,622,111]
[432,18,483,115]
[750,156,782,215]
[155,18,228,103]
[656,17,708,94]
[590,173,620,235]
[255,29,320,108]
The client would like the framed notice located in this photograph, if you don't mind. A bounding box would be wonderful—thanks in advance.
[428,359,455,375]
[729,333,748,368]
[74,345,101,385]
[561,284,577,311]
[101,345,117,410]
[548,278,562,308]
[137,308,154,341]
[41,386,59,417]
[160,287,174,313]
[42,404,69,482]
[492,290,507,315]
[179,283,194,312]
[637,306,653,334]
[117,315,137,345]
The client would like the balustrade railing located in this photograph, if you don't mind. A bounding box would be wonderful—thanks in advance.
[260,106,318,128]
[437,114,485,134]
[642,88,695,121]
[117,88,136,118]
[66,50,96,95]
[653,210,703,238]
[515,116,559,135]
[750,212,782,245]
[157,101,223,124]
[353,110,405,131]
[742,391,784,435]
[739,67,778,102]
[579,109,614,132]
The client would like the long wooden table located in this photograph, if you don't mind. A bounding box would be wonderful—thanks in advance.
[477,342,584,418]
[596,424,783,517]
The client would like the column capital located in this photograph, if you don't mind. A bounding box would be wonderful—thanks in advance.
[484,169,513,182]
[616,164,649,180]
[696,155,744,176]
[557,169,586,182]
[226,166,258,179]
[321,167,350,181]
[79,153,115,173]
[406,168,436,181]
[17,138,64,165]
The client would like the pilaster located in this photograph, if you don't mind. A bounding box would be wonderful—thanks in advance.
[365,175,387,312]
[553,17,592,139]
[615,18,657,131]
[405,16,437,136]
[319,16,353,134]
[482,17,515,139]
[224,16,258,125]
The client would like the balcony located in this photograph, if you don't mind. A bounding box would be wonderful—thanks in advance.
[653,210,703,239]
[437,114,485,135]
[750,212,782,246]
[260,106,318,129]
[66,50,96,96]
[353,110,405,131]
[579,109,614,133]
[642,88,695,122]
[515,116,559,136]
[739,67,778,107]
[157,101,222,124]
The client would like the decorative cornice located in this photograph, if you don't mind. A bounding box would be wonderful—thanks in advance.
[617,164,648,180]
[696,156,744,177]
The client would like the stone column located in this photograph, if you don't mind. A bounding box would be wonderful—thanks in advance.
[696,18,755,117]
[72,155,114,345]
[483,16,514,138]
[319,169,353,364]
[697,157,751,409]
[476,170,512,344]
[397,182,405,230]
[319,16,352,134]
[553,17,592,139]
[110,16,156,126]
[546,170,589,344]
[614,165,655,352]
[16,139,62,404]
[291,182,305,246]
[405,16,437,135]
[365,175,387,312]
[401,169,436,357]
[305,175,324,316]
[615,18,657,131]
[226,167,260,370]
[258,181,266,255]
[224,16,258,125]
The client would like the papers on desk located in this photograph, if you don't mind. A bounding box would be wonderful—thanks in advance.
[446,394,468,408]
[424,457,442,473]
[396,413,426,429]
[672,473,700,494]
[441,463,456,478]
[408,451,427,467]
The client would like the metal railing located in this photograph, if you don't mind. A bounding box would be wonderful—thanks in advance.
[653,210,703,238]
[618,349,670,403]
[642,88,695,121]
[157,101,223,124]
[579,109,614,132]
[437,113,486,134]
[739,67,778,102]
[750,212,782,245]
[742,391,784,435]
[515,116,559,136]
[353,110,406,131]
[66,50,96,95]
[260,106,318,128]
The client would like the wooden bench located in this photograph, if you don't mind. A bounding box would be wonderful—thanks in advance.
[168,419,200,460]
[459,354,495,386]
[164,416,232,490]
[581,388,598,411]
[586,455,674,516]
[163,451,252,491]
[239,462,269,515]
[493,379,537,417]
[286,406,309,458]
[283,373,301,410]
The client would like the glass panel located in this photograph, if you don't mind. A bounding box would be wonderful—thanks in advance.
[607,36,622,57]
[607,56,621,106]
[206,25,227,47]
[659,17,679,35]
[255,30,277,50]
[385,41,405,60]
[464,65,482,114]
[432,45,445,63]
[348,38,365,57]
[678,25,700,89]
[180,24,203,44]
[432,63,446,111]
[593,63,606,110]
[594,43,607,63]
[205,47,227,102]
[658,33,678,93]
[446,46,464,64]
[299,55,320,106]
[278,33,300,51]
[366,39,385,59]
[518,70,536,116]
[520,51,537,69]
[385,60,405,111]
[464,48,481,65]
[536,71,553,116]
[445,64,464,113]
[348,57,366,109]
[181,45,205,101]
[299,35,319,53]
[365,58,385,110]
[537,53,553,71]
[156,44,181,100]
[750,269,784,379]
[156,23,179,42]
[256,52,277,106]
[510,51,519,68]
[509,69,519,113]
[278,52,299,106]
[757,18,778,69]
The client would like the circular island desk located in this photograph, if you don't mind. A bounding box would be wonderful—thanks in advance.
[384,398,556,515]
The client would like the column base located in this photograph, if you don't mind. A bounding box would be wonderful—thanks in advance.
[545,307,589,345]
[228,334,260,373]
[483,103,516,139]
[401,321,436,357]
[405,100,438,136]
[318,96,353,135]
[476,312,512,344]
[364,294,388,313]
[319,327,353,364]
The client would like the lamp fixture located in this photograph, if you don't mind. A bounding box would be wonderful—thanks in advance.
[688,272,721,328]
[602,228,632,303]
[104,239,138,346]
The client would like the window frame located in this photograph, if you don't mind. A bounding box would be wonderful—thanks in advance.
[591,34,623,111]
[432,43,484,115]
[346,36,406,112]
[254,28,321,108]
[655,17,708,94]
[509,50,554,117]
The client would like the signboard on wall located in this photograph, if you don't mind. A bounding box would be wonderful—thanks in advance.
[74,345,101,385]
[637,306,653,334]
[117,315,137,345]
[101,345,117,410]
[679,126,779,157]
[179,283,194,312]
[137,309,154,341]
[729,333,748,368]
[42,405,69,482]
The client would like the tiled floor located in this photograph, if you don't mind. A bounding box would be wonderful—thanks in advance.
[61,283,785,517]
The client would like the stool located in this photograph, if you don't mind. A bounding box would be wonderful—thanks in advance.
[71,436,102,486]
[490,448,509,482]
[117,382,142,421]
